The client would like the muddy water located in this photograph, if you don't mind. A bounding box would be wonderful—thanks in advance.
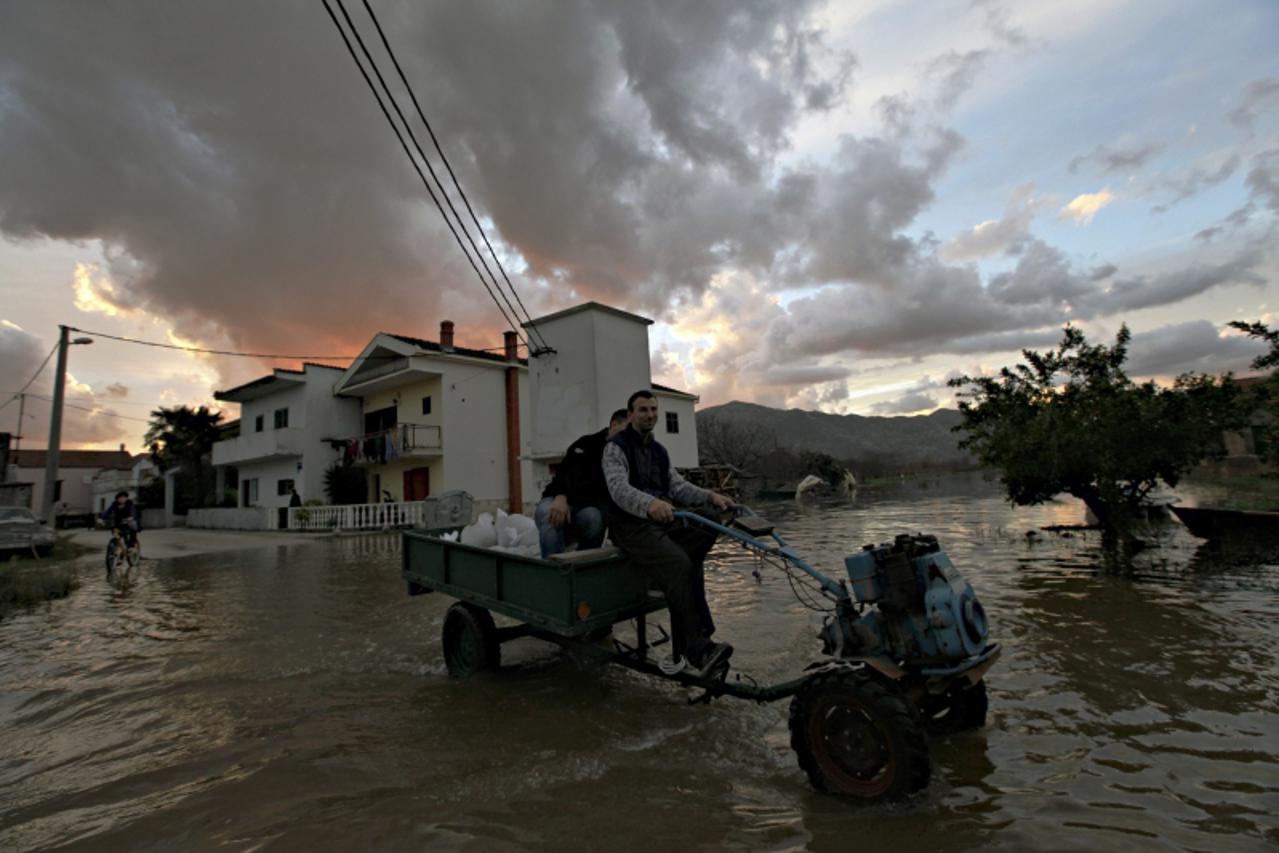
[2,475,1277,851]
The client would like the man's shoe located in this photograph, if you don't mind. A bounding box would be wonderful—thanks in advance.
[658,653,686,676]
[689,641,734,677]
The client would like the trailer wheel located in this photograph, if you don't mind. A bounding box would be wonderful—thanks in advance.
[789,669,930,800]
[924,679,988,735]
[442,602,500,677]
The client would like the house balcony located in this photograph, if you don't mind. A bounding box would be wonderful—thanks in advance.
[212,427,305,466]
[345,423,443,465]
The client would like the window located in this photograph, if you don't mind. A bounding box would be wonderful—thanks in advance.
[421,396,432,415]
[243,478,259,506]
[274,407,289,429]
[665,412,679,434]
[255,414,264,433]
[53,480,63,501]
[365,406,397,433]
[277,479,295,496]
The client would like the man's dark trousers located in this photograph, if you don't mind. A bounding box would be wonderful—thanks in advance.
[609,513,716,658]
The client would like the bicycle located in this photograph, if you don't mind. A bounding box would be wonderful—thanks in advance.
[105,521,141,579]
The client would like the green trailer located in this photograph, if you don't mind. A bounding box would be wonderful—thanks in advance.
[401,528,804,697]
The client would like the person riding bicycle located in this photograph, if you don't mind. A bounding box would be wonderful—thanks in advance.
[100,490,140,552]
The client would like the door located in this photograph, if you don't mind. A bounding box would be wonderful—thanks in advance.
[403,467,430,501]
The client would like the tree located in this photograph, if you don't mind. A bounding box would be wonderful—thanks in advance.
[697,415,777,472]
[949,325,1244,539]
[145,405,223,510]
[1228,320,1279,465]
[324,461,367,505]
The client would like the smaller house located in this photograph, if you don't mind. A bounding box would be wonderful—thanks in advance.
[91,455,161,513]
[212,363,362,522]
[5,446,134,519]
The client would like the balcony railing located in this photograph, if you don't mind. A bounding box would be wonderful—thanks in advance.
[288,501,428,531]
[212,427,305,465]
[342,423,442,464]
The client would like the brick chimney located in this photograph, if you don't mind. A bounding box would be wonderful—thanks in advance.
[439,320,455,351]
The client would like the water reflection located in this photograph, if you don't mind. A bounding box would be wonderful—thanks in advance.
[1,477,1277,850]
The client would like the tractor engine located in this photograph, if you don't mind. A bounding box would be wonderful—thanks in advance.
[824,533,989,664]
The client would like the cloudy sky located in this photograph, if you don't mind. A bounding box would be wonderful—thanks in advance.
[1,0,1276,451]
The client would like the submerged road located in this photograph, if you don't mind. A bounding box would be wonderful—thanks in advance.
[4,475,1277,850]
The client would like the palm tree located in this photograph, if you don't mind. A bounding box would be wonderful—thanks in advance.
[145,405,224,509]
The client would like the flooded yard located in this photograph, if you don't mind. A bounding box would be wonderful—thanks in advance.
[2,475,1277,850]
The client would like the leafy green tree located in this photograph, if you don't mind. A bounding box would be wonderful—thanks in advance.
[145,405,223,509]
[1228,321,1279,370]
[1227,320,1279,464]
[949,325,1244,539]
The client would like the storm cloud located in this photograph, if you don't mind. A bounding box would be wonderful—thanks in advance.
[0,1,1273,420]
[0,0,847,354]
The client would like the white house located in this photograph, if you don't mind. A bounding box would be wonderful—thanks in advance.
[331,324,536,513]
[212,364,362,518]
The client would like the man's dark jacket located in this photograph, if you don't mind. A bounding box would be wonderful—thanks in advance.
[542,428,611,509]
[101,499,139,530]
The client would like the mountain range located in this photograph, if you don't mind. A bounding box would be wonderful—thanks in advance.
[697,401,972,470]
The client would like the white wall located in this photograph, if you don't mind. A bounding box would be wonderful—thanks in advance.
[527,307,651,458]
[12,465,97,515]
[240,384,307,437]
[237,457,300,510]
[300,365,361,503]
[438,359,533,506]
[591,310,652,417]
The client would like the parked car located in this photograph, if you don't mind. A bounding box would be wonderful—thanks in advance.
[0,507,57,556]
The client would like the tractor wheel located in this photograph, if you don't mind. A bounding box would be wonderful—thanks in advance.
[924,679,988,735]
[788,668,930,800]
[441,602,500,678]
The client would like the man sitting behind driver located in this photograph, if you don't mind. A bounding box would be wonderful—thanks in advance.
[534,408,629,558]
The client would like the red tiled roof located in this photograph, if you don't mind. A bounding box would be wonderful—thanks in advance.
[386,333,528,366]
[9,449,134,470]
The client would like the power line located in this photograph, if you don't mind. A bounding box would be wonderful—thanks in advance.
[16,391,155,424]
[358,0,551,354]
[65,327,525,360]
[0,391,160,409]
[0,342,59,412]
[353,0,542,354]
[321,0,533,353]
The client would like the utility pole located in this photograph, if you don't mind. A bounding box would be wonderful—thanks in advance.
[39,327,92,525]
[40,326,70,525]
[13,392,24,452]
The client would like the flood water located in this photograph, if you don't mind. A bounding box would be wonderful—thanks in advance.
[2,474,1277,851]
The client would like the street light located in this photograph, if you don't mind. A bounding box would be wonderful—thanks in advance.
[39,327,93,526]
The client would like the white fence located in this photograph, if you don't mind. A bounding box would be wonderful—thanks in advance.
[288,501,432,531]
